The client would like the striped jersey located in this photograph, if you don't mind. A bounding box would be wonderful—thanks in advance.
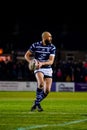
[28,41,56,68]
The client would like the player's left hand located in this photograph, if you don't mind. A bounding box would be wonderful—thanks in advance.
[37,61,43,69]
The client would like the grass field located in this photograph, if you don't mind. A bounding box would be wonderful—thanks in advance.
[0,91,87,130]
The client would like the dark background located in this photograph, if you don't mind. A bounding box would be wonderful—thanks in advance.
[0,3,87,82]
[0,5,87,52]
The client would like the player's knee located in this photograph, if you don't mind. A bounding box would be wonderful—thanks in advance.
[45,89,50,95]
[39,82,44,88]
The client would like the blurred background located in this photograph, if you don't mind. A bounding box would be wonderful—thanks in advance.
[0,8,87,83]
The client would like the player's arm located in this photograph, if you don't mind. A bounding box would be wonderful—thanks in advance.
[38,55,55,68]
[24,50,33,63]
[43,55,55,65]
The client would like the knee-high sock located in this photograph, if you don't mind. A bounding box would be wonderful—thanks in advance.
[35,88,48,105]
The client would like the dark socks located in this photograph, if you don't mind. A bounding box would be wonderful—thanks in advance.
[35,88,48,105]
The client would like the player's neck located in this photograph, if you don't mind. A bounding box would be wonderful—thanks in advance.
[42,41,46,46]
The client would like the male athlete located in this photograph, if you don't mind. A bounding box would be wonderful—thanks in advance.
[24,31,56,112]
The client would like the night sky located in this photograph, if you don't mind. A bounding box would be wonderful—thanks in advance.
[0,8,87,52]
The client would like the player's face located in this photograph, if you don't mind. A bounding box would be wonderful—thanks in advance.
[47,34,52,42]
[44,33,52,45]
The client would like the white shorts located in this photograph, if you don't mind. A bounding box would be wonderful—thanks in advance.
[34,68,53,78]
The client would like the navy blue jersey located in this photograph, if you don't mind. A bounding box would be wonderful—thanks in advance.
[28,41,56,68]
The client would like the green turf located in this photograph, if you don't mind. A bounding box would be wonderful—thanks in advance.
[0,91,87,130]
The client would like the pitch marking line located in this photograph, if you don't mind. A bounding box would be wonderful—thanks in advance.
[17,118,87,130]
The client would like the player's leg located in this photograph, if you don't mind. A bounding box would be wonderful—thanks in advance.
[44,77,52,94]
[31,72,44,111]
[43,68,53,96]
[36,76,52,102]
[31,68,53,112]
[33,75,52,111]
[34,77,52,111]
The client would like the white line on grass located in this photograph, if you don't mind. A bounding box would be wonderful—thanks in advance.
[17,118,87,130]
[0,111,87,115]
